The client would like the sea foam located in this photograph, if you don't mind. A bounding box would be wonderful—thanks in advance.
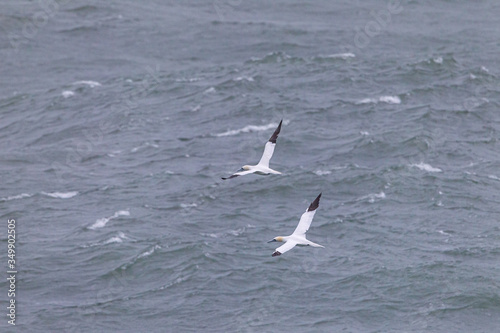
[89,210,130,230]
[410,162,442,173]
[0,193,32,201]
[41,191,79,199]
[72,80,102,88]
[216,120,289,137]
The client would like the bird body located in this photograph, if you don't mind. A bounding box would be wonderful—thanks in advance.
[268,193,324,257]
[222,120,282,180]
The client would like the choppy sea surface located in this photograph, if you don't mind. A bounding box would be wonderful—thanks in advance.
[1,1,500,332]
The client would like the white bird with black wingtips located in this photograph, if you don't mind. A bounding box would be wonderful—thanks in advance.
[268,193,324,257]
[222,120,283,180]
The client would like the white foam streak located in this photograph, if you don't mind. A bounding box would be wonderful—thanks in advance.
[359,192,386,203]
[138,245,161,259]
[72,80,102,88]
[234,76,254,82]
[356,96,401,105]
[379,96,401,104]
[62,90,75,98]
[0,193,32,201]
[216,120,288,137]
[89,210,130,230]
[410,163,442,173]
[41,191,78,199]
[324,53,356,59]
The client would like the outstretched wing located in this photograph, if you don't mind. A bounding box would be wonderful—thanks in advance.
[221,169,254,180]
[258,142,275,168]
[258,120,282,167]
[292,193,321,236]
[272,241,297,257]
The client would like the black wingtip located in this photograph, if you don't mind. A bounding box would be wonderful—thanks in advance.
[307,193,322,212]
[222,174,239,180]
[272,251,282,257]
[268,120,283,144]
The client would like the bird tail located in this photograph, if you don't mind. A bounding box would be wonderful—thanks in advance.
[308,241,324,248]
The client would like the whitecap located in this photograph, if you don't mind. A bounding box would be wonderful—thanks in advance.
[379,96,401,104]
[138,245,161,259]
[62,90,75,98]
[359,191,386,203]
[103,236,123,245]
[410,162,442,173]
[203,87,216,94]
[324,53,356,59]
[360,131,369,136]
[0,193,32,201]
[488,175,500,181]
[88,210,130,230]
[356,98,377,104]
[107,150,122,157]
[72,80,102,88]
[191,105,201,112]
[234,76,254,82]
[216,120,289,137]
[480,66,489,73]
[83,232,129,248]
[41,191,78,199]
[313,170,331,176]
[175,77,202,82]
[131,142,159,153]
[432,57,443,64]
[180,203,197,208]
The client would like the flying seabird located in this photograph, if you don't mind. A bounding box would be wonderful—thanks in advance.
[268,193,324,257]
[222,120,283,180]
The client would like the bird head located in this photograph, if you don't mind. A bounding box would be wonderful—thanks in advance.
[268,236,284,243]
[242,165,251,170]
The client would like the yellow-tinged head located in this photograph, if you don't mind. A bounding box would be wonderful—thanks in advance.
[268,236,284,243]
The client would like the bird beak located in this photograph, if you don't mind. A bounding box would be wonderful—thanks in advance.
[237,168,244,172]
[267,239,276,243]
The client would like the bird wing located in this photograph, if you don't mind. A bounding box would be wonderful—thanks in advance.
[257,141,275,168]
[258,120,282,167]
[273,240,297,256]
[292,193,321,236]
[221,169,254,180]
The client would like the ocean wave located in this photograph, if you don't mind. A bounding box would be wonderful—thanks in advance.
[410,162,442,173]
[356,96,401,105]
[138,245,161,259]
[248,51,298,64]
[72,80,102,88]
[88,210,130,230]
[316,53,356,60]
[358,191,386,203]
[0,193,32,201]
[313,170,331,176]
[41,191,79,199]
[180,203,198,208]
[234,76,254,82]
[216,120,289,137]
[202,225,254,238]
[130,142,159,153]
[62,90,75,98]
[83,232,130,247]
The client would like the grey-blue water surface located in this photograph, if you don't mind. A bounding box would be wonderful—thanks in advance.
[1,0,500,332]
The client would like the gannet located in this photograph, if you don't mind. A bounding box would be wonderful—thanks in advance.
[268,193,324,257]
[222,120,283,180]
